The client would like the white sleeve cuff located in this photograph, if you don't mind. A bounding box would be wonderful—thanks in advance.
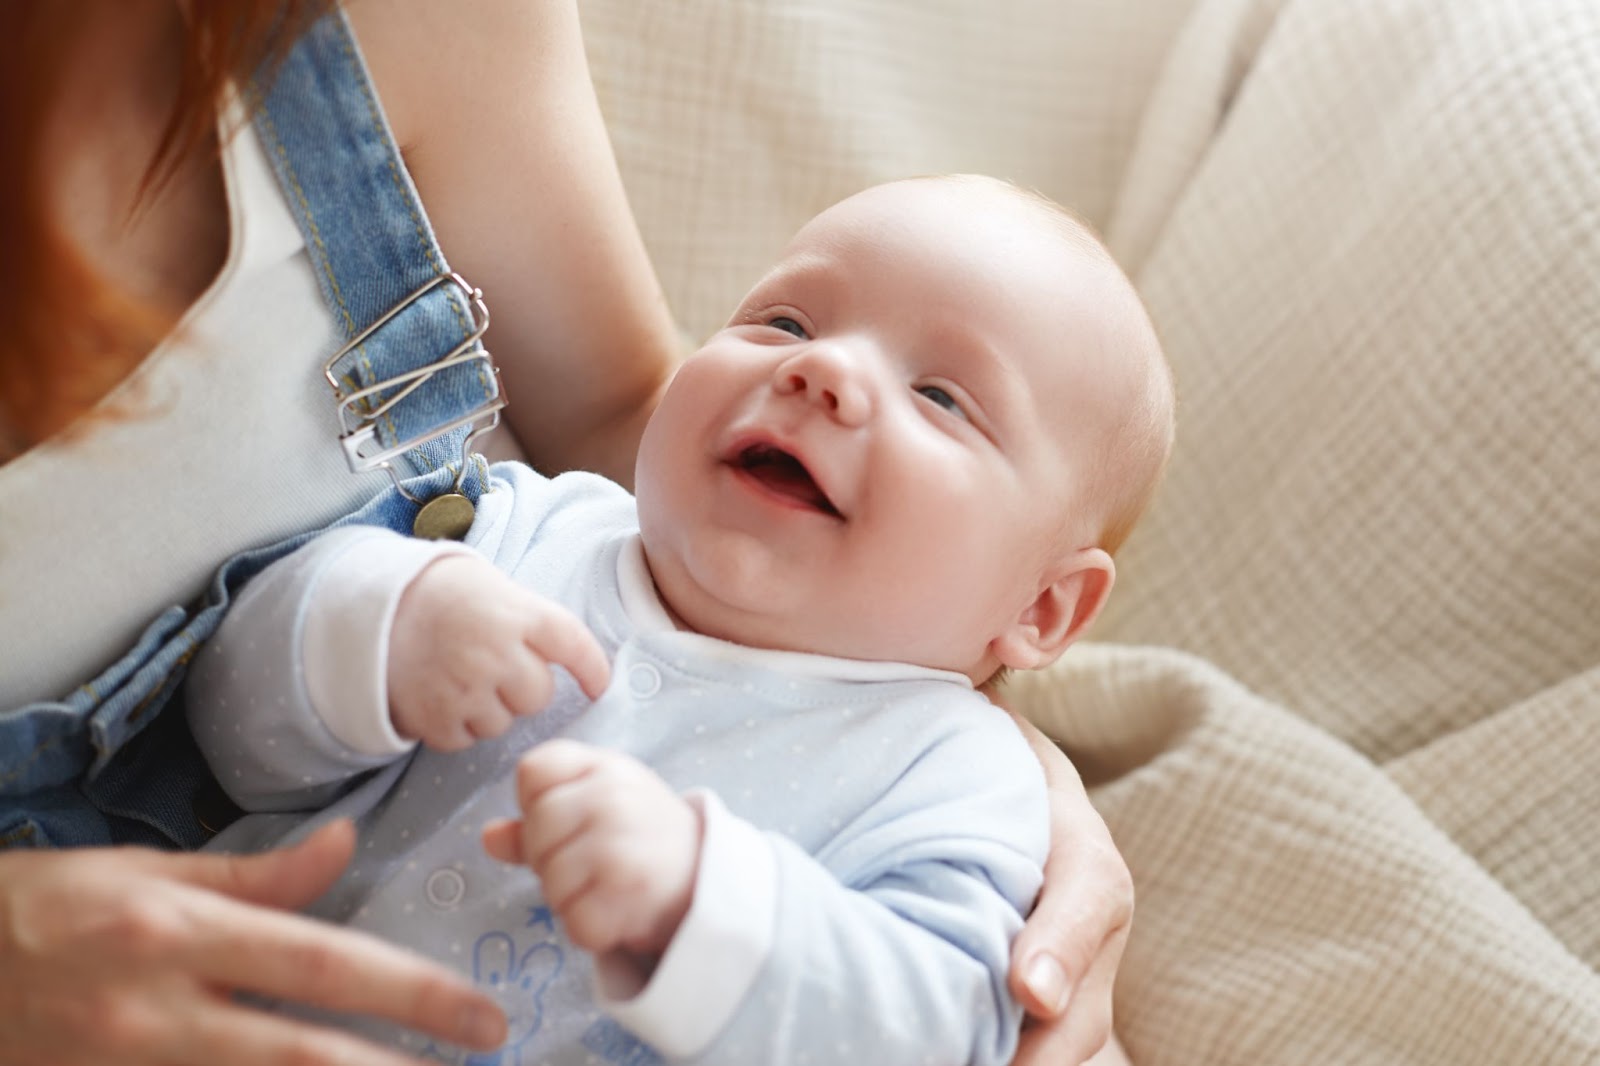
[301,530,475,756]
[594,789,776,1058]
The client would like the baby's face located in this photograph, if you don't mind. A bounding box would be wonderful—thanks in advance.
[636,178,1136,680]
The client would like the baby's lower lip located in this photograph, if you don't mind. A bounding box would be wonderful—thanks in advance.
[726,461,843,518]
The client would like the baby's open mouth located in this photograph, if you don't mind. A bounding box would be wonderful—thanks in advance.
[733,443,842,517]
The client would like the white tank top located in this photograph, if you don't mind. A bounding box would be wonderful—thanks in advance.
[0,111,392,708]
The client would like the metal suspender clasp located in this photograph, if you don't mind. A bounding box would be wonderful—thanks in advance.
[323,271,506,500]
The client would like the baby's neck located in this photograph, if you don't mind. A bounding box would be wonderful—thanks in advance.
[651,582,695,633]
[634,540,988,686]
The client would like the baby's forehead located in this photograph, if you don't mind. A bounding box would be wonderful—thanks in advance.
[784,176,1148,370]
[806,177,1090,244]
[785,186,1115,310]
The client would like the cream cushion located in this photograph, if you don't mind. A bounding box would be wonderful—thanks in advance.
[580,1,1600,1060]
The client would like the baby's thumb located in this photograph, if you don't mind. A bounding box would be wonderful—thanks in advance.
[481,817,525,865]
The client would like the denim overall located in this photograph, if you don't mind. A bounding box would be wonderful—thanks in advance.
[0,10,501,852]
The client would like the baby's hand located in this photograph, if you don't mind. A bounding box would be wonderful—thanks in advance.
[388,554,610,751]
[482,740,703,960]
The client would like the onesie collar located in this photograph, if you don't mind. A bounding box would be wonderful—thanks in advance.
[615,536,973,688]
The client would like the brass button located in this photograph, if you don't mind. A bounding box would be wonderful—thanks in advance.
[413,493,475,540]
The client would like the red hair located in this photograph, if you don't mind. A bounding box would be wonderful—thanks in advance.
[0,1,324,462]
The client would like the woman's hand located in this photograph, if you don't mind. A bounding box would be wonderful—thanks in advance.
[0,820,506,1066]
[1004,709,1134,1065]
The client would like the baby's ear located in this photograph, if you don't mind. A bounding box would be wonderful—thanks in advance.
[990,547,1115,671]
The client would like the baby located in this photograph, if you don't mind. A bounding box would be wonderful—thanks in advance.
[189,174,1173,1066]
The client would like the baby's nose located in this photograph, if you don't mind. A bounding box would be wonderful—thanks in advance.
[773,345,871,426]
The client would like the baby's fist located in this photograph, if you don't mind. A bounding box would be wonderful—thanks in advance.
[388,555,610,751]
[484,740,702,959]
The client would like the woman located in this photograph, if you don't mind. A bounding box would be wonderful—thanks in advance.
[0,2,1130,1063]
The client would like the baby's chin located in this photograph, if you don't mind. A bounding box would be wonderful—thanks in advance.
[640,538,990,676]
[654,578,883,661]
[641,533,804,626]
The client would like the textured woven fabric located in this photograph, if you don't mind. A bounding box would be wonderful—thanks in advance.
[579,0,1600,1060]
[581,0,1199,340]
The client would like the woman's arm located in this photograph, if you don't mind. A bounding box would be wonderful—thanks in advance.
[3,6,665,1064]
[349,0,682,486]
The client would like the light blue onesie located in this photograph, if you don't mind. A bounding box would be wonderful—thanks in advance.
[188,462,1049,1066]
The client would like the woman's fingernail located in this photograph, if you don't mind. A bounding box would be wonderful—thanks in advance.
[1024,954,1071,1015]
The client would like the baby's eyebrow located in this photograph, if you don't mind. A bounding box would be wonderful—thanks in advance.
[953,340,1043,448]
[940,327,1028,429]
[745,253,835,302]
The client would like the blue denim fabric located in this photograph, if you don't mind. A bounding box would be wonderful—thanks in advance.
[253,12,500,469]
[0,9,495,851]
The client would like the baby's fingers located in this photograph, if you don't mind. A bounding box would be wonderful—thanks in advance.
[512,738,604,810]
[521,601,611,700]
[481,818,524,864]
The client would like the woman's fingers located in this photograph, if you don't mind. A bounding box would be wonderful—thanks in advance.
[1010,925,1125,1065]
[168,887,505,1050]
[98,825,506,1049]
[995,705,1133,1065]
[0,838,506,1064]
[125,818,357,912]
[167,996,462,1066]
[1008,819,1133,1017]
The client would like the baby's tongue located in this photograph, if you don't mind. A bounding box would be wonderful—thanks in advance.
[749,452,831,511]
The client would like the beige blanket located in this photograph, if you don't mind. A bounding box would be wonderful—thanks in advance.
[580,0,1600,1060]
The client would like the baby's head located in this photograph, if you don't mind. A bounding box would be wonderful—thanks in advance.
[636,175,1173,683]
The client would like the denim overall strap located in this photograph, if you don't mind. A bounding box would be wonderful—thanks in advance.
[252,8,503,489]
[0,10,498,852]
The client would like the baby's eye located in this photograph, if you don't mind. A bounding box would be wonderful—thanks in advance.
[767,316,808,339]
[914,384,969,421]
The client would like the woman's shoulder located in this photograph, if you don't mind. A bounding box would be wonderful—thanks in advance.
[345,0,577,150]
[343,0,680,480]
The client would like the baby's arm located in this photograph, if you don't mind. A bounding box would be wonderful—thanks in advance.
[187,527,469,810]
[691,726,1046,1066]
[486,718,1046,1066]
[187,525,608,811]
